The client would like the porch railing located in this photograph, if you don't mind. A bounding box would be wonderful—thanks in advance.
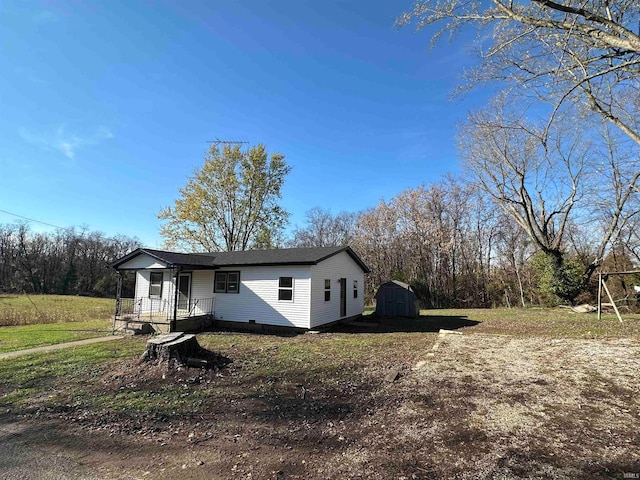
[115,296,215,322]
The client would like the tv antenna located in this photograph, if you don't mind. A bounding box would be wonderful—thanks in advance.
[207,138,249,146]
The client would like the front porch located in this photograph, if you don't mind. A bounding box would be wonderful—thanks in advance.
[112,296,215,334]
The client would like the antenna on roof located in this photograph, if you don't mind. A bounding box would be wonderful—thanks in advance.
[207,138,249,146]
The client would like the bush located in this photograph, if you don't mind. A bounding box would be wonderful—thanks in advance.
[530,252,585,305]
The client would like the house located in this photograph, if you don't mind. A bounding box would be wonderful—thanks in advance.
[374,280,419,318]
[110,246,370,333]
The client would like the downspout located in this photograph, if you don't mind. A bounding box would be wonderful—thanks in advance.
[171,266,180,332]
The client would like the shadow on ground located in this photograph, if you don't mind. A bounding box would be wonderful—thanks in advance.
[328,314,481,334]
[204,313,480,336]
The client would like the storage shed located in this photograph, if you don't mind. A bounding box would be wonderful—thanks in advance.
[374,280,419,318]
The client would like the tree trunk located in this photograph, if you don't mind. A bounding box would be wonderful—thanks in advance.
[140,332,230,369]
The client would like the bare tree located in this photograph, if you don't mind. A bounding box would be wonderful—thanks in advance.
[351,179,503,307]
[398,0,640,146]
[494,214,535,307]
[289,207,356,248]
[0,222,140,296]
[351,200,402,300]
[458,101,639,301]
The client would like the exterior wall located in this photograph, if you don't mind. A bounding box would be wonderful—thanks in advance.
[132,269,215,316]
[118,253,168,270]
[134,269,174,314]
[374,283,418,318]
[134,270,149,299]
[190,270,215,315]
[213,265,312,328]
[309,251,365,328]
[123,251,366,330]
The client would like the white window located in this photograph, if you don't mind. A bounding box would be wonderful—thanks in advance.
[324,279,331,301]
[278,276,293,301]
[149,272,163,297]
[353,280,358,299]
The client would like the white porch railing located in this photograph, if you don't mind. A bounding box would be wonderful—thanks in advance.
[115,296,215,322]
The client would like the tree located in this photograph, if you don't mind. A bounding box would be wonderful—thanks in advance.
[289,207,356,248]
[458,101,639,302]
[398,0,640,146]
[0,222,139,295]
[158,143,291,252]
[399,0,640,303]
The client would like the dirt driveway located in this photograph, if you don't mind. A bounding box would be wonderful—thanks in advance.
[1,332,639,479]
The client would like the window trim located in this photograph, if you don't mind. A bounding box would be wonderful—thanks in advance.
[324,279,331,302]
[149,271,163,298]
[214,271,241,294]
[353,280,358,299]
[278,276,294,302]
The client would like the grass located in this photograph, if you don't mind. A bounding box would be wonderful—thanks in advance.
[0,306,638,478]
[1,300,637,410]
[0,295,114,352]
[364,305,640,338]
[0,320,113,354]
[0,338,142,405]
[418,307,640,338]
[0,294,114,326]
[0,327,433,418]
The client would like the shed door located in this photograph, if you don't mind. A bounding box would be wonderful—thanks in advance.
[339,278,347,317]
[396,287,408,316]
[383,286,407,317]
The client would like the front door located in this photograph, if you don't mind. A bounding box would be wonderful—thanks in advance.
[339,278,347,318]
[177,273,191,311]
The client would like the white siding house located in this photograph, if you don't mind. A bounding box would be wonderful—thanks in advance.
[309,251,365,329]
[110,246,369,332]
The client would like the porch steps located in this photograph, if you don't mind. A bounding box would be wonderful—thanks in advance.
[123,322,154,336]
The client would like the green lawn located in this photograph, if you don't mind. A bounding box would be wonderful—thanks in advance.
[0,338,142,405]
[362,306,639,338]
[0,295,114,352]
[0,320,113,354]
[417,307,640,338]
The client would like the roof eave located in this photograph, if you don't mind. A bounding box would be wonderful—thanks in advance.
[110,248,175,270]
[315,246,370,274]
[214,261,317,268]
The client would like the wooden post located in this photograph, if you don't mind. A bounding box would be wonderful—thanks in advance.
[171,267,179,332]
[601,277,624,323]
[112,271,123,334]
[597,273,602,321]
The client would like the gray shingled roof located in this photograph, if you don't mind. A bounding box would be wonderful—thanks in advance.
[111,246,370,272]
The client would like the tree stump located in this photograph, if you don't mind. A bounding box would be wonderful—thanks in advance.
[140,332,230,369]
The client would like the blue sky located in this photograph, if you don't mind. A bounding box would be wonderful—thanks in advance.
[0,0,486,247]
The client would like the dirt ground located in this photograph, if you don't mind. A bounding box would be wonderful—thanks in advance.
[1,331,639,479]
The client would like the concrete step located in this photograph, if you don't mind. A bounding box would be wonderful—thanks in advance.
[123,323,154,335]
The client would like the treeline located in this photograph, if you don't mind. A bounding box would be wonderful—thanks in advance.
[289,177,640,308]
[3,174,638,308]
[0,223,140,297]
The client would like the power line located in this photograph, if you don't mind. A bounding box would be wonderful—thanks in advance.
[0,209,66,229]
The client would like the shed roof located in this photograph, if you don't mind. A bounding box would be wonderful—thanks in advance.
[388,280,413,290]
[110,246,370,273]
[377,280,415,292]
